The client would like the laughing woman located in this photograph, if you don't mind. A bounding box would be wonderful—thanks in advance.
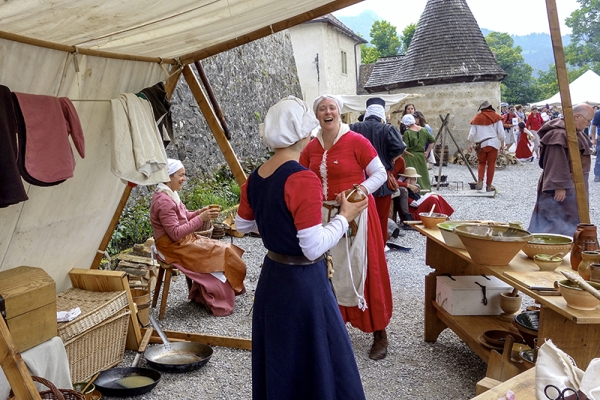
[299,94,393,361]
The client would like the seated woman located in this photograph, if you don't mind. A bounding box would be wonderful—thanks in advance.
[150,159,247,316]
[391,157,454,222]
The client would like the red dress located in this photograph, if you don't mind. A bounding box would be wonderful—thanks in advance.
[299,132,393,333]
[515,129,533,159]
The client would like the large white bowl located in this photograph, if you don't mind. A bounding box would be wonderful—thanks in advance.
[437,221,480,249]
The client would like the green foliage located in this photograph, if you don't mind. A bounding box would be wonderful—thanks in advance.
[565,0,600,67]
[485,32,539,105]
[400,23,417,54]
[254,111,261,121]
[535,64,589,101]
[369,20,401,58]
[360,44,380,64]
[107,195,153,256]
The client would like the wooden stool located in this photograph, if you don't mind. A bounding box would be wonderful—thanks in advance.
[151,260,193,320]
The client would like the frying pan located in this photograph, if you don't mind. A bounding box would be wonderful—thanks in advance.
[94,329,161,397]
[145,315,213,373]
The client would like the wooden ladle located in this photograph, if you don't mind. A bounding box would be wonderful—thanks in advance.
[561,270,600,301]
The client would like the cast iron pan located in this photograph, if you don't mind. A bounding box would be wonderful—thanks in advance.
[145,315,213,373]
[94,367,161,397]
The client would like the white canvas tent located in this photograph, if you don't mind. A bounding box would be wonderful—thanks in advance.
[0,0,362,293]
[532,70,600,107]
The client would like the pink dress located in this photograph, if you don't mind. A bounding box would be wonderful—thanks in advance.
[299,132,393,333]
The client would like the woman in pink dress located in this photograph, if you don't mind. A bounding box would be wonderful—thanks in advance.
[299,95,393,360]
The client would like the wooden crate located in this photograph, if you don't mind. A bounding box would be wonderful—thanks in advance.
[0,266,57,352]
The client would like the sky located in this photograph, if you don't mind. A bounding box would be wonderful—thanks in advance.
[334,0,581,36]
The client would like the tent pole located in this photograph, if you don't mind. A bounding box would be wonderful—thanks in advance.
[545,0,590,223]
[194,61,232,140]
[90,68,183,270]
[182,65,247,186]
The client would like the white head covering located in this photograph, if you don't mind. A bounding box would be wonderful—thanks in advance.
[312,94,343,114]
[167,159,184,176]
[364,104,386,122]
[402,114,416,126]
[259,96,319,148]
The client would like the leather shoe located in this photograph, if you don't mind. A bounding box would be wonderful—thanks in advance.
[369,329,388,360]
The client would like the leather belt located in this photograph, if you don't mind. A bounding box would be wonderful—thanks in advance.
[267,250,324,265]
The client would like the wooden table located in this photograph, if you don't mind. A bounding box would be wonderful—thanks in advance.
[471,368,536,399]
[416,225,600,370]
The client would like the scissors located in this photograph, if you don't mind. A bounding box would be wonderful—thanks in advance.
[544,384,579,400]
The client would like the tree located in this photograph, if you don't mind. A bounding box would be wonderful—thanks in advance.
[565,0,600,70]
[369,20,401,57]
[400,23,417,54]
[535,65,588,101]
[360,43,380,64]
[485,32,538,105]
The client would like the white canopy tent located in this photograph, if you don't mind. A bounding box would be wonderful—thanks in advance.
[337,94,423,113]
[532,70,600,107]
[0,0,362,293]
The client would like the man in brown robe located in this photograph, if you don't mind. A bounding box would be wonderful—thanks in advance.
[528,103,595,236]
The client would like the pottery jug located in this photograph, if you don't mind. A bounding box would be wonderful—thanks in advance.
[577,251,600,281]
[571,224,599,271]
[344,184,367,203]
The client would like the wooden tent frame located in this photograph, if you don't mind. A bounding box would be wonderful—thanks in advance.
[1,0,590,397]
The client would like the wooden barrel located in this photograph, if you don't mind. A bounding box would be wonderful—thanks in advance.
[131,288,151,327]
[434,144,449,166]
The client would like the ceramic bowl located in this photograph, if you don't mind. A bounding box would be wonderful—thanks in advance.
[453,224,532,266]
[513,310,539,348]
[556,279,600,311]
[419,213,448,229]
[591,263,600,283]
[521,233,573,259]
[437,221,479,249]
[482,329,524,347]
[499,292,522,315]
[533,253,563,271]
[519,348,536,369]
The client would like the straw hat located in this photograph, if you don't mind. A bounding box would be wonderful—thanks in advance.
[399,167,421,178]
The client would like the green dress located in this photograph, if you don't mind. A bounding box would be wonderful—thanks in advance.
[403,127,435,191]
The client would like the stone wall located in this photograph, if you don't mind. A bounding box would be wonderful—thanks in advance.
[168,30,303,178]
[387,81,502,150]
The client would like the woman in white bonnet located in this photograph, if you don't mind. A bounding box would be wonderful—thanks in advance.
[149,158,247,316]
[235,95,367,400]
[299,94,393,361]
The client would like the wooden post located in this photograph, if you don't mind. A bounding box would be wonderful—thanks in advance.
[182,65,247,186]
[90,68,183,270]
[545,0,590,223]
[0,317,41,399]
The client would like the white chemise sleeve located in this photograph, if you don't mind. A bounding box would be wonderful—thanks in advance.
[234,215,258,234]
[297,215,349,261]
[361,156,386,195]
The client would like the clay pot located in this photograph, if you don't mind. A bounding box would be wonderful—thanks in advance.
[578,251,600,281]
[591,263,600,283]
[571,223,599,270]
[344,184,367,203]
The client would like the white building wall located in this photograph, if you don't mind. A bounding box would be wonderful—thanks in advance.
[385,81,502,150]
[290,23,361,105]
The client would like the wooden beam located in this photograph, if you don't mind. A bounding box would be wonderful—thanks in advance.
[545,0,590,223]
[91,66,182,270]
[182,65,247,186]
[180,0,364,64]
[142,328,251,351]
[0,317,41,400]
[0,30,176,65]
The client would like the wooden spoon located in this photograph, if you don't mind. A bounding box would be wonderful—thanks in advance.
[428,204,436,217]
[561,270,600,301]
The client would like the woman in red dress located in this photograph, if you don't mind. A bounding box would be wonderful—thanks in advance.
[299,95,393,360]
[515,122,534,161]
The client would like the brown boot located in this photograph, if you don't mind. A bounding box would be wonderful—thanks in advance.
[475,179,483,190]
[369,329,388,360]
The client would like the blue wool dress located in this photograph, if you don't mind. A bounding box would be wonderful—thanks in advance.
[245,161,366,400]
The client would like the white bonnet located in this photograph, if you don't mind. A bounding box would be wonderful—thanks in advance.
[259,96,319,149]
[167,159,184,176]
[312,94,343,114]
[402,114,416,126]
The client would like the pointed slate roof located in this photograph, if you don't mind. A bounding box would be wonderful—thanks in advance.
[365,0,506,92]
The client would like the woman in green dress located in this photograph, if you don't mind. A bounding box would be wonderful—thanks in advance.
[401,114,435,191]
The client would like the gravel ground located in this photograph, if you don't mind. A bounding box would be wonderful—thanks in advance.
[109,156,600,400]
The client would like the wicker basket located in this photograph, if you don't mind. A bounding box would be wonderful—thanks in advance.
[57,288,129,342]
[196,223,214,238]
[8,376,85,400]
[63,309,131,383]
